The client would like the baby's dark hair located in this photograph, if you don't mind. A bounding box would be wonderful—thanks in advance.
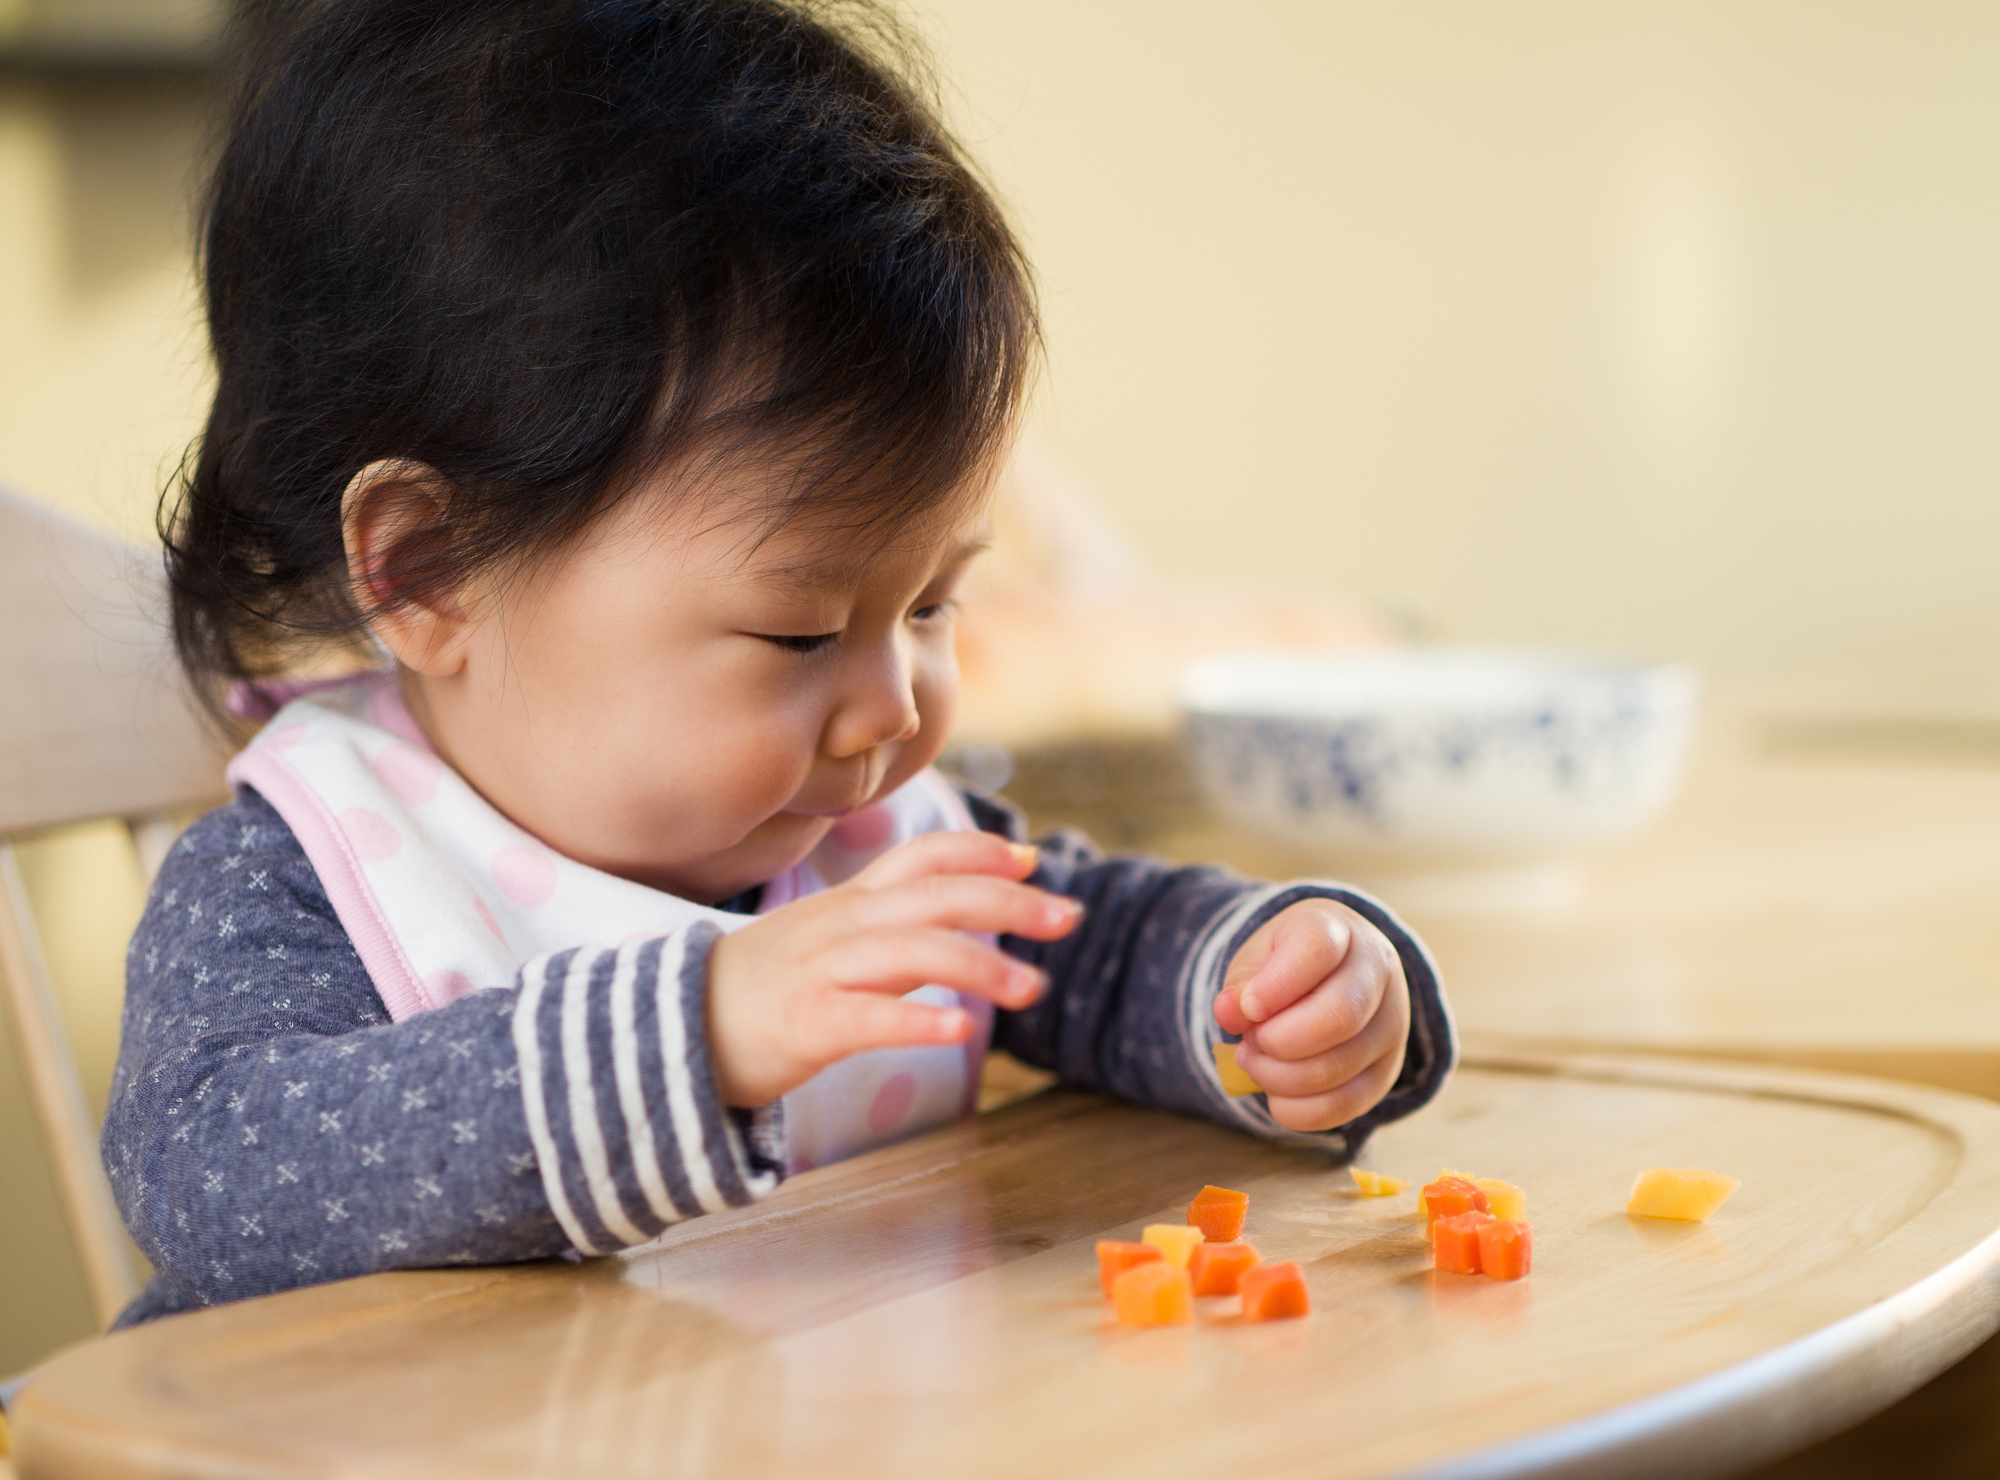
[164,0,1036,702]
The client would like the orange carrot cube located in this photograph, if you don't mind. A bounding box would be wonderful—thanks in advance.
[1187,1184,1250,1241]
[1239,1260,1311,1321]
[1096,1239,1166,1297]
[1432,1211,1494,1274]
[1477,1220,1532,1281]
[1112,1261,1194,1327]
[1188,1240,1262,1295]
[1420,1177,1491,1238]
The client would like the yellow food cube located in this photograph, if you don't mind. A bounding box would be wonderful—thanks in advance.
[1213,1042,1263,1097]
[1627,1167,1741,1221]
[1439,1166,1472,1181]
[1350,1168,1408,1197]
[1474,1177,1526,1222]
[1141,1222,1206,1269]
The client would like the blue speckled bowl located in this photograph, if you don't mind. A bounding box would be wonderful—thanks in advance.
[1179,647,1699,862]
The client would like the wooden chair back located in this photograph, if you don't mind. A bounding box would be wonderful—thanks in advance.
[0,487,229,1324]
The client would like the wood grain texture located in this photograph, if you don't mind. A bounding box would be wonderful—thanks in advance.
[18,1053,2000,1480]
[0,487,226,836]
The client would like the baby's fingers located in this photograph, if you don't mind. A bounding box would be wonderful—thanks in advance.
[1222,904,1354,1026]
[1261,1047,1406,1134]
[820,928,1046,1010]
[802,992,975,1060]
[1235,990,1405,1100]
[1245,948,1399,1062]
[854,829,1040,889]
[857,873,1081,943]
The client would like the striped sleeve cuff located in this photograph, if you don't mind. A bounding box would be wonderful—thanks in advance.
[510,924,782,1256]
[1178,882,1458,1157]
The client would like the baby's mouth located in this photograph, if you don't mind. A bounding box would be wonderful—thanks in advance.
[788,762,889,820]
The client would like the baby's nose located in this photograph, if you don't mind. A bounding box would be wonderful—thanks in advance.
[827,665,921,756]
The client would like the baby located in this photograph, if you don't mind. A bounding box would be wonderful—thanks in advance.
[106,0,1453,1323]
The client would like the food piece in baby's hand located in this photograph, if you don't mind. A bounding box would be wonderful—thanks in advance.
[1350,1168,1407,1197]
[1239,1260,1311,1321]
[1432,1211,1494,1274]
[1187,1185,1250,1241]
[1477,1220,1533,1280]
[1189,1241,1262,1295]
[1628,1168,1741,1221]
[1473,1178,1526,1223]
[1214,1042,1262,1097]
[1113,1262,1193,1327]
[1142,1223,1205,1270]
[1097,1239,1166,1297]
[1420,1177,1490,1239]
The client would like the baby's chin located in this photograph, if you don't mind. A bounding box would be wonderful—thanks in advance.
[637,811,835,905]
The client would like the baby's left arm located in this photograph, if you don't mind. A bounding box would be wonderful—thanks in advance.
[969,795,1454,1157]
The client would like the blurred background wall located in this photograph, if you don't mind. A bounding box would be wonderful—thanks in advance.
[4,0,1998,1370]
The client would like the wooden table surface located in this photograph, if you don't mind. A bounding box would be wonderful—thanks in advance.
[19,1051,2000,1480]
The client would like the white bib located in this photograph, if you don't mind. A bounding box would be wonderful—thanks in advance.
[227,672,992,1174]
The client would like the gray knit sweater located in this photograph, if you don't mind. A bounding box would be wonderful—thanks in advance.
[104,785,1453,1326]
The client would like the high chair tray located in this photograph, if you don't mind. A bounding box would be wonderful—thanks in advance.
[18,1050,2000,1479]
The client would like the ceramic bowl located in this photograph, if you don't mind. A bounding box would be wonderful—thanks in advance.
[1178,647,1699,866]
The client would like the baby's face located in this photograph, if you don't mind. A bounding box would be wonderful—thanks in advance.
[398,476,989,903]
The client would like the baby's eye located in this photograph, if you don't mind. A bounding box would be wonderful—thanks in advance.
[910,599,957,623]
[756,631,840,656]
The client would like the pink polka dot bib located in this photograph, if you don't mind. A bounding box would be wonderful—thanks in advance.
[227,671,993,1174]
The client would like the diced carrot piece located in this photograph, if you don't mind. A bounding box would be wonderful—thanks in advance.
[1187,1184,1250,1241]
[1239,1260,1311,1321]
[1432,1211,1494,1274]
[1477,1220,1532,1280]
[1189,1240,1262,1295]
[1112,1262,1193,1327]
[1213,1042,1263,1096]
[1474,1178,1526,1223]
[1142,1223,1205,1270]
[1096,1239,1166,1297]
[1350,1168,1407,1197]
[1420,1177,1490,1238]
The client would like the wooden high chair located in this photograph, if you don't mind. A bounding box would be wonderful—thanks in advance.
[0,487,228,1325]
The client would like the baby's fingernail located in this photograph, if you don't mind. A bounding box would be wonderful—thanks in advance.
[1010,965,1046,1002]
[1045,897,1083,927]
[1240,991,1265,1022]
[935,1008,968,1041]
[1007,843,1039,870]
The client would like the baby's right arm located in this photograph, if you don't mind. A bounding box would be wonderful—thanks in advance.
[104,791,776,1323]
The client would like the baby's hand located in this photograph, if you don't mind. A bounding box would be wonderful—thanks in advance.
[1212,899,1409,1132]
[705,833,1080,1107]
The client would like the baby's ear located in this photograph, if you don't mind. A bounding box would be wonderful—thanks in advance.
[340,459,467,676]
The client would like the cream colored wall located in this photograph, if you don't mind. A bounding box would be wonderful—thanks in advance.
[5,1,2000,1369]
[0,80,209,543]
[918,0,2000,700]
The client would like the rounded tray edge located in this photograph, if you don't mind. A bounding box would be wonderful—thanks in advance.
[1418,1220,2000,1480]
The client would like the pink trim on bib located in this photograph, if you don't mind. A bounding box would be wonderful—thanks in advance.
[229,743,437,1020]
